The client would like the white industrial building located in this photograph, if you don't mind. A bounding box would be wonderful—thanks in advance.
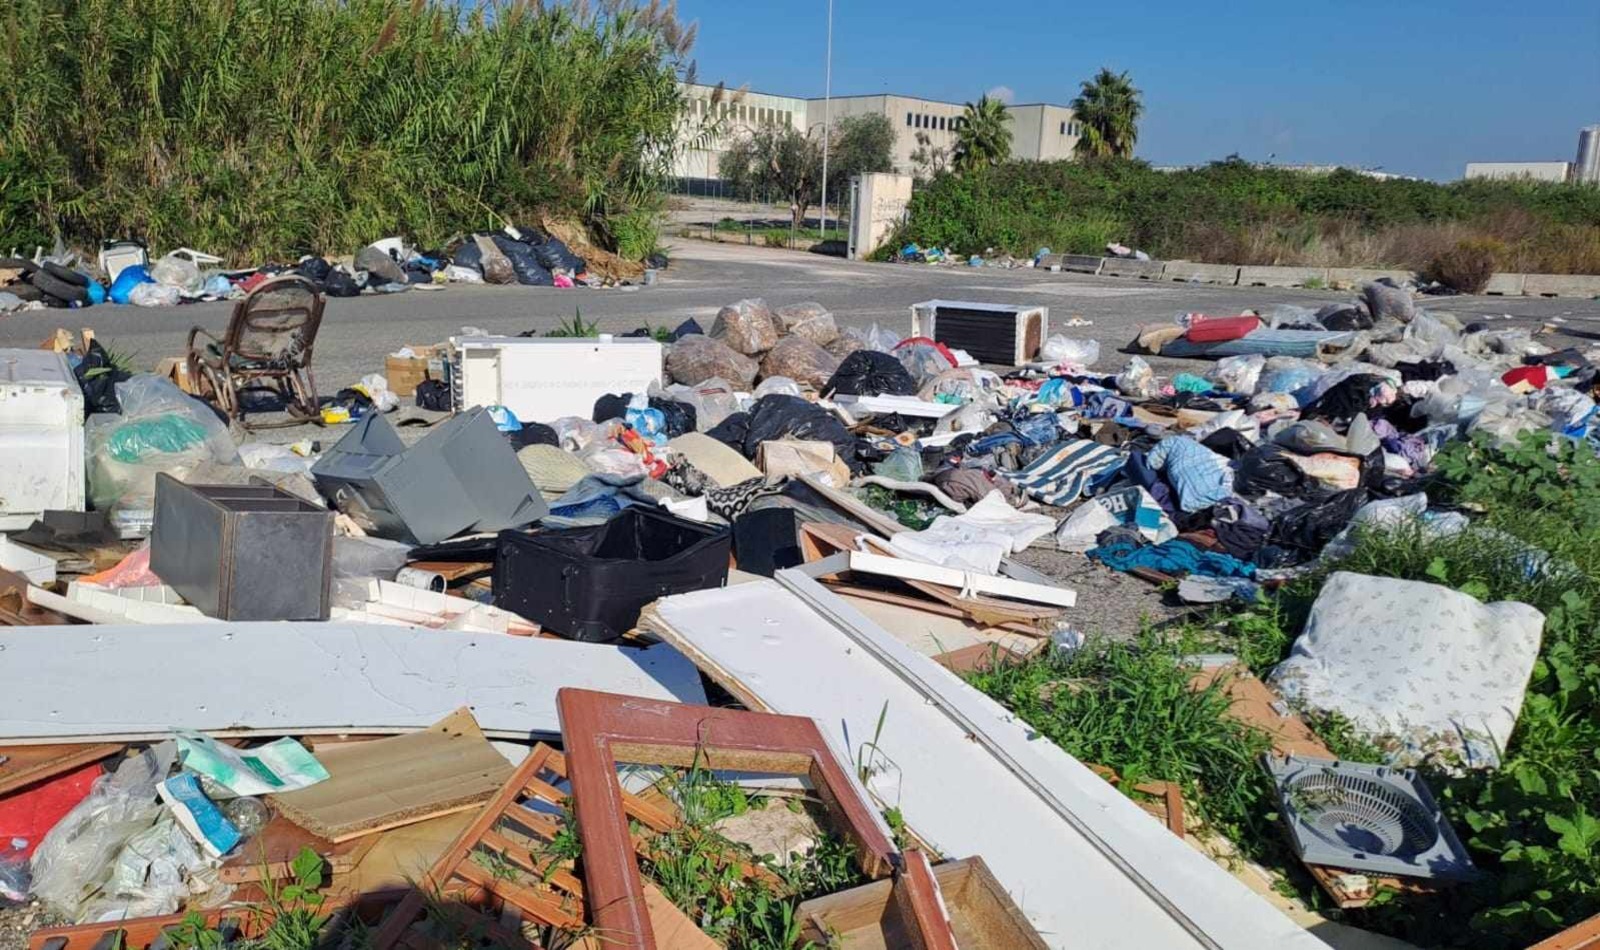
[673,83,1080,192]
[1463,125,1600,184]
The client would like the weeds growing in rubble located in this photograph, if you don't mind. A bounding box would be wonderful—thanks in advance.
[637,757,866,949]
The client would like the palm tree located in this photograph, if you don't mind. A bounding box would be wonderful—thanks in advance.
[952,95,1013,172]
[1070,68,1144,159]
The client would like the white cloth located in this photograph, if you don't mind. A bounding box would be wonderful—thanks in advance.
[1268,571,1543,769]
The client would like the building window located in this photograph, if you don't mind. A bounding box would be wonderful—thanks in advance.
[939,116,947,131]
[906,112,913,127]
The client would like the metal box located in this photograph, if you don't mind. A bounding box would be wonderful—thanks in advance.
[909,300,1048,366]
[0,349,85,530]
[450,335,664,423]
[311,407,546,545]
[151,473,334,620]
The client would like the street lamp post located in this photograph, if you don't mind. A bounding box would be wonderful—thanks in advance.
[818,0,833,238]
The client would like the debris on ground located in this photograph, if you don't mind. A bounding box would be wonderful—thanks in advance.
[6,271,1600,950]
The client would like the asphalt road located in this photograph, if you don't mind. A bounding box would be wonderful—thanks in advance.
[4,239,1597,439]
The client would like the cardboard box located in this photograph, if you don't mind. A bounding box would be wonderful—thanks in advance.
[385,343,444,397]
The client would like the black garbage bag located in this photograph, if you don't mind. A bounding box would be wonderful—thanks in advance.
[533,236,585,273]
[415,379,451,411]
[451,238,485,273]
[1316,303,1373,331]
[1235,444,1313,498]
[824,350,917,397]
[592,392,630,423]
[295,257,332,282]
[1267,489,1367,562]
[670,318,704,341]
[324,269,361,297]
[742,395,858,470]
[706,411,750,453]
[75,339,131,414]
[651,396,696,438]
[1302,374,1392,424]
[491,235,552,286]
[505,421,559,451]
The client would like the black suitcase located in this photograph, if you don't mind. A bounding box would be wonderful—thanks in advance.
[493,507,731,642]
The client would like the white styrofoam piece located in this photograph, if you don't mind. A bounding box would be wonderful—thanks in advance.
[0,536,56,585]
[64,582,214,624]
[454,336,663,424]
[844,549,1077,607]
[0,348,85,529]
[331,578,539,635]
[0,623,707,744]
[647,581,1328,950]
[829,394,958,419]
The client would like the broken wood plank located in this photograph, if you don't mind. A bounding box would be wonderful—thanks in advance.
[269,709,514,843]
[1187,662,1334,759]
[217,813,379,884]
[1529,911,1600,950]
[0,743,123,796]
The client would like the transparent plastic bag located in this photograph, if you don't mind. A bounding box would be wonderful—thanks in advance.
[31,742,177,919]
[150,253,202,293]
[838,323,900,355]
[1259,356,1326,395]
[550,416,613,452]
[759,336,839,390]
[896,342,956,387]
[753,376,803,399]
[77,814,210,923]
[775,302,839,345]
[666,335,759,387]
[1273,419,1346,453]
[660,378,740,431]
[1210,354,1265,394]
[128,282,181,308]
[871,446,925,482]
[1115,356,1157,398]
[1039,335,1100,368]
[580,445,648,479]
[86,375,239,513]
[473,235,515,284]
[710,298,780,355]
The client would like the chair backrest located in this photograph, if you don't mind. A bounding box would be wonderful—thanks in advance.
[224,275,324,364]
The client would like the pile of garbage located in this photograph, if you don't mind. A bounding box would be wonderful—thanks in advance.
[0,225,647,314]
[2,277,1598,950]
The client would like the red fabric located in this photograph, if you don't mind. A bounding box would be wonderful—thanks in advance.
[893,336,959,369]
[1184,315,1262,343]
[0,762,103,856]
[1501,366,1549,390]
[237,271,270,294]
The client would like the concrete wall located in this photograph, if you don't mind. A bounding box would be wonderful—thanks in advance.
[1464,161,1573,183]
[850,173,915,258]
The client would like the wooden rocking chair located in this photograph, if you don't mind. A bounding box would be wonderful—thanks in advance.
[186,275,324,428]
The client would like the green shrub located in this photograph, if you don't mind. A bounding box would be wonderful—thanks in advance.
[0,0,693,261]
[896,159,1600,273]
[611,209,662,261]
[1424,238,1505,293]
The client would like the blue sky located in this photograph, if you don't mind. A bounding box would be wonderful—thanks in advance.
[674,0,1600,181]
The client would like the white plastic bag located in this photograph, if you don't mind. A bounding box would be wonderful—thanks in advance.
[1115,356,1157,398]
[753,376,802,399]
[31,742,177,919]
[128,282,182,308]
[1210,354,1265,394]
[359,373,399,413]
[86,375,240,514]
[1040,335,1101,368]
[150,253,203,293]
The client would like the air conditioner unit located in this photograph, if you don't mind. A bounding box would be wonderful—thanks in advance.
[909,300,1049,366]
[449,335,664,423]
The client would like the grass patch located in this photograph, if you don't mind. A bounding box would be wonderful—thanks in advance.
[966,632,1278,850]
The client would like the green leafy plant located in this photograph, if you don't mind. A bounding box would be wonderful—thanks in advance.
[543,308,601,338]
